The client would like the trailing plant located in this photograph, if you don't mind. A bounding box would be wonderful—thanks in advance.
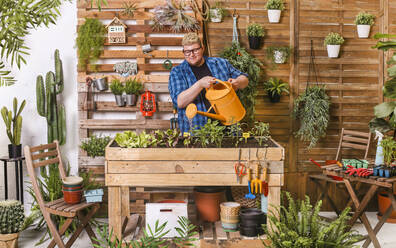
[193,119,225,148]
[80,135,112,157]
[263,77,289,97]
[1,97,26,145]
[0,200,25,234]
[125,78,144,95]
[380,136,396,166]
[263,192,363,248]
[110,79,124,95]
[115,131,156,148]
[152,1,200,33]
[76,18,106,71]
[265,0,285,10]
[247,23,265,37]
[370,33,396,138]
[266,46,291,64]
[355,11,375,25]
[209,1,228,21]
[220,42,263,126]
[121,1,137,17]
[251,121,270,146]
[293,86,330,149]
[324,32,345,45]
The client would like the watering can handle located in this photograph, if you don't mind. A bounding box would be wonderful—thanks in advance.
[211,79,232,90]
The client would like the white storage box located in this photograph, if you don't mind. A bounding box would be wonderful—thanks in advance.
[145,203,188,238]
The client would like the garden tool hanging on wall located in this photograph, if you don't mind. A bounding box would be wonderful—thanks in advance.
[245,150,256,200]
[170,108,178,129]
[251,163,262,194]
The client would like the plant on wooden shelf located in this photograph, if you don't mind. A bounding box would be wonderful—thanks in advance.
[265,0,284,23]
[80,135,111,158]
[0,200,25,248]
[246,23,265,50]
[76,18,106,71]
[293,86,330,149]
[263,77,289,103]
[380,136,396,167]
[124,78,144,106]
[324,32,344,58]
[1,97,26,158]
[266,46,291,64]
[355,11,375,38]
[209,1,228,23]
[370,33,396,138]
[262,192,363,248]
[110,79,125,107]
[251,121,270,146]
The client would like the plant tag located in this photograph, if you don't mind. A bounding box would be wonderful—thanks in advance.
[243,132,250,143]
[183,132,190,137]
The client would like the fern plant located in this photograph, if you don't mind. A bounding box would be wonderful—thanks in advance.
[263,192,363,248]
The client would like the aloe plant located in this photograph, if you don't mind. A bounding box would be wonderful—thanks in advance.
[1,97,26,145]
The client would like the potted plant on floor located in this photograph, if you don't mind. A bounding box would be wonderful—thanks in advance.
[266,46,291,64]
[247,23,265,50]
[355,11,375,38]
[265,0,285,23]
[110,79,125,107]
[1,97,26,158]
[324,32,344,58]
[263,77,289,103]
[124,78,144,106]
[209,1,228,23]
[0,200,25,248]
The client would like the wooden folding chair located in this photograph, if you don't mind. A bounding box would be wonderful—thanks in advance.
[25,141,100,248]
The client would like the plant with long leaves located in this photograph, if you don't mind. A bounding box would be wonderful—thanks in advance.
[174,216,198,247]
[1,97,26,145]
[380,136,396,166]
[263,192,363,248]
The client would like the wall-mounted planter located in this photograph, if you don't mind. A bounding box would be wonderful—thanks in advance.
[326,44,340,58]
[210,9,223,23]
[248,36,262,50]
[114,95,125,107]
[93,77,108,91]
[273,50,287,64]
[268,92,281,103]
[125,94,137,106]
[268,9,281,23]
[357,25,371,38]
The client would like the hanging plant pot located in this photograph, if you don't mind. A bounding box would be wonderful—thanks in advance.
[267,9,281,23]
[248,36,261,50]
[125,94,137,106]
[273,50,287,64]
[268,91,281,103]
[357,25,371,38]
[93,77,108,91]
[210,8,223,23]
[8,144,22,158]
[114,95,125,107]
[326,44,340,58]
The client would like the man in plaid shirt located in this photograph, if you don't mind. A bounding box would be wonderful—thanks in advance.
[169,33,249,133]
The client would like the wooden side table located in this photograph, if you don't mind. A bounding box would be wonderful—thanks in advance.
[0,156,25,204]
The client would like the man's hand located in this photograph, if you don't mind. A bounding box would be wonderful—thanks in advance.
[228,78,240,90]
[198,76,216,89]
[228,75,249,90]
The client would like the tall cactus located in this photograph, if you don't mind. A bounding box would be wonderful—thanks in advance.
[1,97,26,145]
[36,49,66,145]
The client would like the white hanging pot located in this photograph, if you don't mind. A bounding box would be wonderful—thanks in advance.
[357,25,371,38]
[274,50,286,64]
[268,9,281,23]
[326,44,340,58]
[210,9,222,23]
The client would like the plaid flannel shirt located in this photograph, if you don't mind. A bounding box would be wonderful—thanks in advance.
[169,57,247,133]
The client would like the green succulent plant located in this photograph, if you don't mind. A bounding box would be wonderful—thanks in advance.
[1,97,26,145]
[263,77,290,97]
[110,79,125,95]
[81,135,111,158]
[247,23,265,37]
[125,78,144,95]
[265,0,285,10]
[355,11,375,26]
[324,32,345,45]
[0,200,25,234]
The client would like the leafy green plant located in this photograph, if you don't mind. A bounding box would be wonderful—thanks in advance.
[115,131,156,148]
[76,18,106,71]
[125,78,144,95]
[220,42,263,126]
[227,122,244,147]
[251,121,270,146]
[293,86,330,149]
[183,133,193,148]
[0,62,16,87]
[266,46,291,64]
[324,32,345,45]
[263,192,363,248]
[263,78,289,97]
[209,1,228,21]
[110,79,125,95]
[193,119,226,148]
[174,216,199,247]
[80,135,111,157]
[247,23,265,37]
[265,0,285,10]
[380,136,396,166]
[355,11,375,25]
[1,97,26,145]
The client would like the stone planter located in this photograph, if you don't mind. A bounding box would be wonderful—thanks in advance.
[268,9,281,23]
[326,44,340,58]
[210,8,222,23]
[273,50,287,64]
[357,24,371,38]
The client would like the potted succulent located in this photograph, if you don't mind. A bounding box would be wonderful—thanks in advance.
[124,78,144,106]
[0,200,25,248]
[324,32,345,58]
[266,46,291,64]
[1,98,26,158]
[110,79,125,107]
[355,11,375,38]
[263,77,289,103]
[209,1,228,23]
[265,0,285,23]
[246,23,265,50]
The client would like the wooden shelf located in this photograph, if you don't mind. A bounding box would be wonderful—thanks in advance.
[79,119,171,130]
[82,101,173,112]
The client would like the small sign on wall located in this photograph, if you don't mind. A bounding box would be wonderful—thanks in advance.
[106,16,127,44]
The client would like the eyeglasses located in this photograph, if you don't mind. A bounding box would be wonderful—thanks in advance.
[183,47,201,56]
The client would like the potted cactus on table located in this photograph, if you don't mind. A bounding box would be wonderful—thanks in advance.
[1,98,26,158]
[265,0,285,23]
[324,32,345,58]
[355,11,375,38]
[0,200,25,248]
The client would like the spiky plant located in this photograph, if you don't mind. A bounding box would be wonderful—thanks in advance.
[0,200,25,234]
[1,97,26,145]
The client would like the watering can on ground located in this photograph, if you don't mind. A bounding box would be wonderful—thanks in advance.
[185,79,245,125]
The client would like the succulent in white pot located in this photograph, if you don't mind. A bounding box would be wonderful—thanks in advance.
[354,11,375,38]
[209,1,228,23]
[324,32,345,58]
[265,0,285,23]
[266,46,291,64]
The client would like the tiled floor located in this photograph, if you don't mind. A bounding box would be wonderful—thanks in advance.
[18,213,396,247]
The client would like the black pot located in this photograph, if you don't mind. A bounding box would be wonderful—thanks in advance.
[8,144,22,158]
[194,186,225,193]
[240,224,264,237]
[268,91,281,103]
[248,36,262,50]
[240,208,266,226]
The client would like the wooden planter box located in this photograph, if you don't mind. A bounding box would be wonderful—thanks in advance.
[105,138,284,245]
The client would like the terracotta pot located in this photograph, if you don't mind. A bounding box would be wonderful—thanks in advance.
[0,233,19,248]
[62,185,83,191]
[194,189,224,222]
[63,190,82,204]
[377,191,396,223]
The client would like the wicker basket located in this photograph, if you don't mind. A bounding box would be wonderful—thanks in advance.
[220,202,241,216]
[231,186,258,208]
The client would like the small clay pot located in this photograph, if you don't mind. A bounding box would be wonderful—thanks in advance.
[63,190,82,204]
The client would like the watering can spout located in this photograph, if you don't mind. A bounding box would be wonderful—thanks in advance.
[186,103,226,122]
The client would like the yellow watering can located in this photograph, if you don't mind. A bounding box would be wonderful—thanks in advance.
[185,79,245,125]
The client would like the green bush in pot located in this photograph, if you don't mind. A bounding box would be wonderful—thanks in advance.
[263,77,289,103]
[246,23,265,50]
[124,78,143,106]
[110,79,125,107]
[81,135,111,158]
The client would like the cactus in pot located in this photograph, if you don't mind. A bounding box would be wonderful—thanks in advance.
[36,49,66,144]
[0,200,25,248]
